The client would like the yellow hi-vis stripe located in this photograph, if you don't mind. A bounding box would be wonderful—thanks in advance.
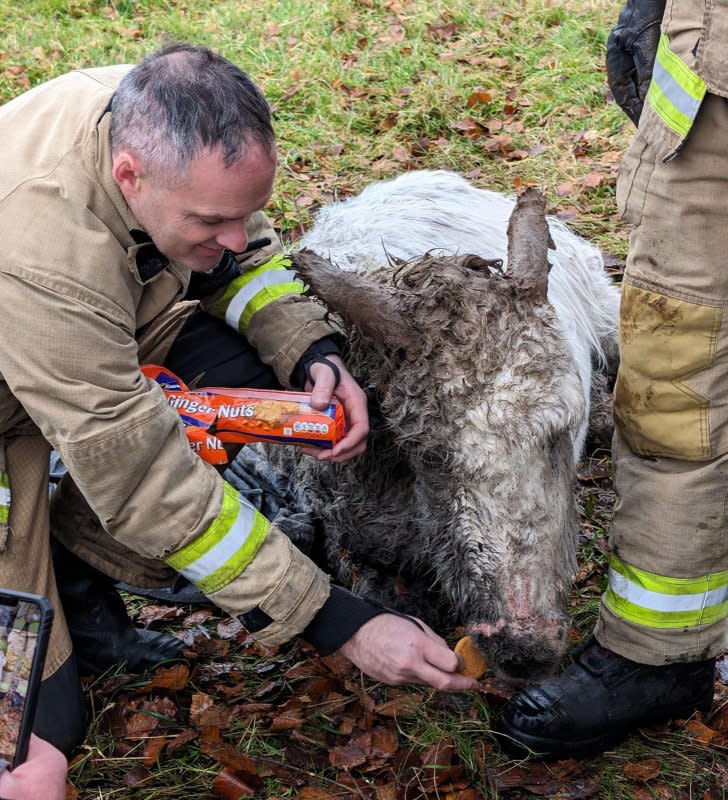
[604,553,728,629]
[647,34,706,139]
[0,471,10,525]
[212,254,304,335]
[166,482,270,595]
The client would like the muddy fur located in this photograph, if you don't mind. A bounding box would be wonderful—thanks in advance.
[265,172,620,682]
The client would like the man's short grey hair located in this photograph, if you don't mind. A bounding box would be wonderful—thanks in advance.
[110,43,275,185]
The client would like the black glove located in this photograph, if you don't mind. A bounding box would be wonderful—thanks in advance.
[291,336,343,390]
[606,0,666,125]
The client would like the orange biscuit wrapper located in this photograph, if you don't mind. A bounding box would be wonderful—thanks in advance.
[142,365,346,465]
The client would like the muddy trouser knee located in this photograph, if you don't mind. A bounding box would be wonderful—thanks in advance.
[594,94,728,665]
[51,301,283,588]
[0,433,87,755]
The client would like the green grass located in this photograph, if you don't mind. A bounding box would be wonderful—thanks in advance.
[0,0,633,256]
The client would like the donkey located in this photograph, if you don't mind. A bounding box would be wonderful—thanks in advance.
[232,170,620,682]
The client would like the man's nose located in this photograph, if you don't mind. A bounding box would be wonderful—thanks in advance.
[215,223,248,253]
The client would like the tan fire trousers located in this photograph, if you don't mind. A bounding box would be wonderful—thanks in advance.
[0,303,194,679]
[594,94,728,664]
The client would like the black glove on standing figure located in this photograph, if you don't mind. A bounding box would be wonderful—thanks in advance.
[606,0,667,125]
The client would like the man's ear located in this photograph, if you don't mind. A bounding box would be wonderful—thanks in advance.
[112,150,143,201]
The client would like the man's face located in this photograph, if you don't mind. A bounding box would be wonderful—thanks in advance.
[118,142,277,272]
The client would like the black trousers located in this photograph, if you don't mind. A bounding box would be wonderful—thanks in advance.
[164,307,282,390]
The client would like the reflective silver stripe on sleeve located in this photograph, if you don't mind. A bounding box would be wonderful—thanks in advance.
[224,269,299,329]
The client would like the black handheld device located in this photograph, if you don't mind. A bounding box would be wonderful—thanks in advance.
[0,590,53,771]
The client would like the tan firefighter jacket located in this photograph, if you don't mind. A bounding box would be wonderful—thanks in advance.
[640,0,728,160]
[0,66,337,645]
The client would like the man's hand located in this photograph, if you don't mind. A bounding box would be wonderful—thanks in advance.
[304,354,369,462]
[338,613,480,690]
[606,0,666,125]
[0,734,67,800]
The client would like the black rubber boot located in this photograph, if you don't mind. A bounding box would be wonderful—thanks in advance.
[53,541,184,676]
[34,652,88,757]
[497,637,715,759]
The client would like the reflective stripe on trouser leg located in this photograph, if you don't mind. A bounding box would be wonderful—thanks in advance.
[604,553,728,629]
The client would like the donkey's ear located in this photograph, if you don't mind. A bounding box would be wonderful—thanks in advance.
[506,187,552,304]
[292,249,416,350]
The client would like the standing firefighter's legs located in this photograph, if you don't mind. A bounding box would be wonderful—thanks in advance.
[499,93,728,758]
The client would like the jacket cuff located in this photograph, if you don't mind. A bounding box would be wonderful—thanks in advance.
[290,336,344,389]
[300,585,389,656]
[206,525,331,647]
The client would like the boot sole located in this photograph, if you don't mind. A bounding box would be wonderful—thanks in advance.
[496,716,627,759]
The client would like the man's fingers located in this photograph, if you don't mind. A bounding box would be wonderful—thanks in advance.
[420,636,462,675]
[414,663,480,691]
[307,362,336,409]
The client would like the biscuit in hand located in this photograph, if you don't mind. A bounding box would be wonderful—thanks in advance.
[454,635,488,679]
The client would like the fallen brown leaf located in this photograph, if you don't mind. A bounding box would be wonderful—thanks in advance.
[427,21,459,41]
[136,604,185,626]
[556,182,575,197]
[374,692,422,718]
[451,117,487,138]
[212,767,256,799]
[200,740,262,788]
[296,787,341,800]
[190,692,215,726]
[375,783,398,800]
[371,725,399,759]
[581,172,604,188]
[141,735,167,766]
[122,764,152,788]
[466,90,492,107]
[191,637,231,658]
[322,652,355,677]
[623,758,661,781]
[710,703,728,734]
[329,738,369,769]
[216,618,245,639]
[182,609,214,627]
[165,728,198,754]
[123,696,177,738]
[269,698,305,731]
[685,718,722,745]
[141,663,190,692]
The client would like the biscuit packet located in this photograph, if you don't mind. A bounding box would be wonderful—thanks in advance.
[142,364,346,464]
